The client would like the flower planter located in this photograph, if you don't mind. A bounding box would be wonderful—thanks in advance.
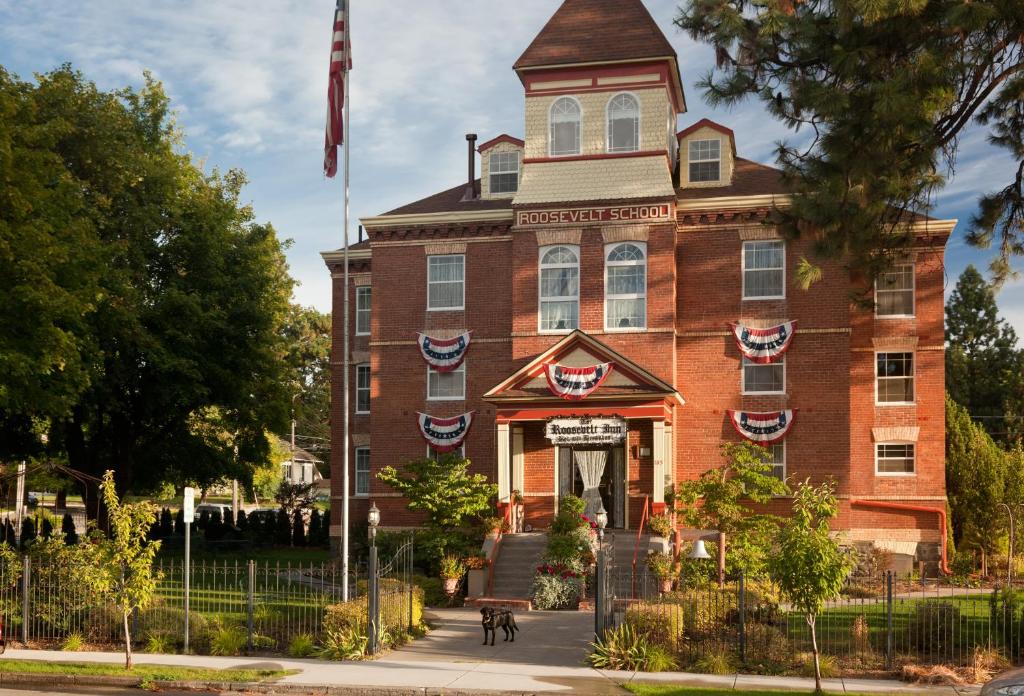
[659,578,674,593]
[442,577,460,596]
[649,535,671,555]
[467,568,487,597]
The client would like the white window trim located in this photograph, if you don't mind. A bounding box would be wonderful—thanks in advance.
[426,361,467,401]
[874,351,915,406]
[603,241,647,331]
[538,244,580,334]
[689,137,722,183]
[741,356,786,395]
[489,150,520,195]
[426,254,465,312]
[606,92,641,154]
[741,240,786,301]
[548,96,582,157]
[355,286,371,336]
[355,363,371,414]
[874,262,916,319]
[874,441,916,477]
[354,447,371,496]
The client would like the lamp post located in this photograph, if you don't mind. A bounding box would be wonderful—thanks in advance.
[594,506,608,639]
[367,502,380,655]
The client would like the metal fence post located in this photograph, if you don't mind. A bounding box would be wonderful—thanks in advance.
[247,560,255,651]
[594,539,604,639]
[407,536,414,632]
[886,571,894,670]
[21,555,29,645]
[367,545,379,655]
[738,571,746,664]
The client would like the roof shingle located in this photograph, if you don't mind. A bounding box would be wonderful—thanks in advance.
[383,179,513,216]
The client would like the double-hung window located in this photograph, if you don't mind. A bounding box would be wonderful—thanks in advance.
[355,286,371,335]
[490,151,520,194]
[689,139,721,182]
[607,93,639,153]
[355,447,370,495]
[766,443,786,481]
[427,362,466,400]
[876,263,914,317]
[550,97,581,156]
[742,240,785,299]
[605,242,646,329]
[876,443,915,475]
[355,363,371,414]
[742,356,785,394]
[539,245,579,332]
[427,254,464,310]
[876,352,914,404]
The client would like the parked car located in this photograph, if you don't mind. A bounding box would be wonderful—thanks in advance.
[194,503,231,519]
[983,666,1023,696]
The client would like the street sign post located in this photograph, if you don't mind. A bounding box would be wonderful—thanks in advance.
[182,487,194,652]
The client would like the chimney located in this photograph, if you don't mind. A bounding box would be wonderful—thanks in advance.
[461,133,477,201]
[358,224,363,243]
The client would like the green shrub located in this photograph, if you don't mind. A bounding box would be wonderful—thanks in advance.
[315,628,367,660]
[625,601,685,651]
[413,575,447,607]
[252,634,277,650]
[991,587,1024,655]
[531,574,581,610]
[587,624,653,671]
[908,601,961,655]
[288,633,316,658]
[209,626,247,656]
[647,514,673,538]
[692,646,736,675]
[645,644,679,672]
[323,585,424,636]
[743,623,791,667]
[798,652,839,678]
[61,632,84,651]
[143,630,175,654]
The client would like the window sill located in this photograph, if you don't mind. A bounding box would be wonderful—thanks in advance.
[875,472,916,477]
[355,410,370,416]
[875,315,916,320]
[427,307,464,312]
[742,295,786,301]
[742,391,787,396]
[354,493,370,498]
[539,328,576,335]
[355,332,370,337]
[426,396,466,402]
[603,326,647,333]
[875,402,915,407]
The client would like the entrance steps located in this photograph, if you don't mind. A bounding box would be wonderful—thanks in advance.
[489,532,547,600]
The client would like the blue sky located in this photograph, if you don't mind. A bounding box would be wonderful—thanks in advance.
[2,0,1021,334]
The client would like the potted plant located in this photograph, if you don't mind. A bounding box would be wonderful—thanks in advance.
[647,513,673,554]
[482,516,504,538]
[439,554,466,596]
[647,551,677,593]
[465,555,490,597]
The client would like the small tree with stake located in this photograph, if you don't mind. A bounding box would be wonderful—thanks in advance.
[99,471,161,670]
[769,479,852,694]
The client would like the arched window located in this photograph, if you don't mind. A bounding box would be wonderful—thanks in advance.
[605,242,646,329]
[607,93,639,153]
[549,97,581,156]
[539,245,579,331]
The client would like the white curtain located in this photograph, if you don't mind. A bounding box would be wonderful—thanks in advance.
[541,300,578,331]
[574,449,607,519]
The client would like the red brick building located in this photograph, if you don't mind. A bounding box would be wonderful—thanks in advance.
[322,0,954,570]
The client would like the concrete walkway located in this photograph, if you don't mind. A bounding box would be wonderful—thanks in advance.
[0,608,987,694]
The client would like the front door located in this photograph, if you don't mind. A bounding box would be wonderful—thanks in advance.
[558,446,626,528]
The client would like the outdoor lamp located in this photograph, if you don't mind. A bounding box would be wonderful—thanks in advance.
[595,507,608,540]
[689,538,711,560]
[367,502,380,544]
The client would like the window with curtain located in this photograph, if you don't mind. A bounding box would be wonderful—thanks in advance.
[355,448,370,495]
[767,443,785,480]
[742,240,785,299]
[605,242,646,329]
[427,361,466,400]
[876,352,914,404]
[742,356,785,394]
[876,263,914,316]
[489,151,520,194]
[427,254,464,310]
[607,93,639,153]
[876,443,914,474]
[539,245,579,331]
[689,138,721,182]
[355,363,370,413]
[550,97,581,156]
[355,286,371,335]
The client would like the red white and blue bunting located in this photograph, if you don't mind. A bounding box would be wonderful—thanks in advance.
[416,331,472,372]
[730,321,797,364]
[544,362,614,401]
[727,410,796,445]
[417,411,474,453]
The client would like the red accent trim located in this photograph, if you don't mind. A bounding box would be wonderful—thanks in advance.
[519,61,685,113]
[729,321,797,365]
[849,500,951,575]
[677,118,735,141]
[727,409,797,445]
[651,502,667,514]
[477,134,524,152]
[523,150,670,166]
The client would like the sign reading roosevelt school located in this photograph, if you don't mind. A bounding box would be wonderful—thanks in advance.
[517,203,673,227]
[545,416,627,445]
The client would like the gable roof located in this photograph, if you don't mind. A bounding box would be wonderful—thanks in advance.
[382,179,514,216]
[477,134,525,152]
[484,330,683,404]
[676,158,787,199]
[514,0,676,70]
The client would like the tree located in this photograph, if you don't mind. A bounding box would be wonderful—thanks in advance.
[99,470,161,669]
[678,442,790,577]
[946,266,1024,444]
[275,480,317,517]
[281,305,332,466]
[275,508,292,546]
[61,513,78,545]
[20,517,36,550]
[675,1,1024,286]
[291,509,306,547]
[769,479,853,693]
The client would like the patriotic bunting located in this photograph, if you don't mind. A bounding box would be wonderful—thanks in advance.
[544,362,613,400]
[417,412,474,452]
[416,331,472,372]
[730,321,797,364]
[727,410,796,444]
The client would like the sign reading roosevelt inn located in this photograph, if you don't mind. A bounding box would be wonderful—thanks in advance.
[516,203,673,227]
[545,416,627,445]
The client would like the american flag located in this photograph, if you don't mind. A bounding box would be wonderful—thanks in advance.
[324,0,350,178]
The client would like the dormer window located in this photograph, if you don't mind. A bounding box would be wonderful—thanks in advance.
[689,139,721,182]
[490,151,519,194]
[607,93,639,153]
[550,97,581,156]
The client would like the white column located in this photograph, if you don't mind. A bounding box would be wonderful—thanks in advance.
[652,420,666,505]
[497,423,511,502]
[511,427,525,495]
[664,424,674,492]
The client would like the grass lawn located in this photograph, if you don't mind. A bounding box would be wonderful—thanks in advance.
[0,659,294,683]
[623,688,849,696]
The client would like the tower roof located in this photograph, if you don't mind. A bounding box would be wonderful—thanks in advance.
[514,0,676,70]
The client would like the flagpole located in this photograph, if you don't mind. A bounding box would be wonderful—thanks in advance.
[341,0,352,602]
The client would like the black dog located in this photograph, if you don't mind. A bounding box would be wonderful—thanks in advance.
[480,606,518,645]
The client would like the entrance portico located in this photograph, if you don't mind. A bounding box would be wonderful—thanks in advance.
[484,330,683,530]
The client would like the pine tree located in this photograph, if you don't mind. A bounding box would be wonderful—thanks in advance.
[236,509,248,533]
[20,517,36,550]
[275,509,291,546]
[159,508,173,538]
[0,517,10,545]
[206,509,224,541]
[224,508,235,529]
[41,516,53,539]
[291,509,306,547]
[4,519,15,546]
[174,509,185,536]
[308,509,322,547]
[197,509,210,530]
[946,265,1024,444]
[62,513,78,545]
